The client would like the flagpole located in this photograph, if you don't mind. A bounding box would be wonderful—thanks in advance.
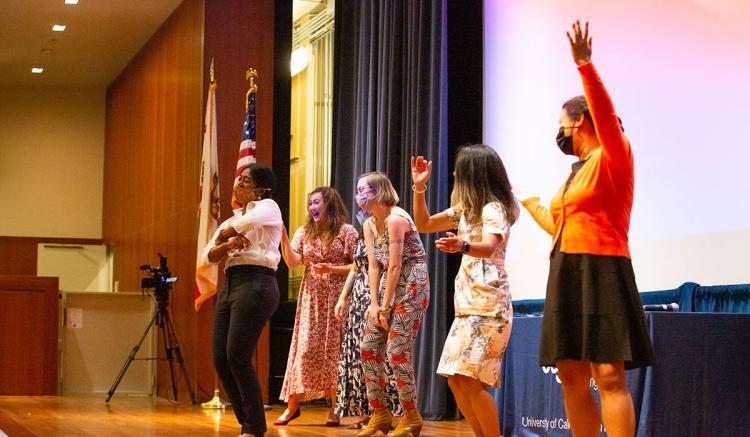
[200,59,231,410]
[242,68,271,412]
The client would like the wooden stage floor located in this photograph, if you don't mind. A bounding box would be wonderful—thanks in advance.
[0,396,473,437]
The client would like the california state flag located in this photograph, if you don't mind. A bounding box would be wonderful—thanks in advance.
[194,81,220,311]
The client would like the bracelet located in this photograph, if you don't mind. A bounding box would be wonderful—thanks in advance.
[412,184,427,194]
[378,304,393,314]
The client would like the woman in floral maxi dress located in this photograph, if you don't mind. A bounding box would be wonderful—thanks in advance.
[276,186,358,426]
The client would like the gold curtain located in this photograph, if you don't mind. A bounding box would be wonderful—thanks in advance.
[288,16,334,299]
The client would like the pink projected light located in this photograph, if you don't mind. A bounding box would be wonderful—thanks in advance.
[485,0,750,295]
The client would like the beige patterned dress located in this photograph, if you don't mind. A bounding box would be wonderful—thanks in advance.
[436,202,514,387]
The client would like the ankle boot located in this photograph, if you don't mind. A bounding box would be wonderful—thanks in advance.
[387,410,423,437]
[357,408,393,437]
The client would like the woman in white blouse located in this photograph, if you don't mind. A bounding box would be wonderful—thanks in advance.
[201,163,283,437]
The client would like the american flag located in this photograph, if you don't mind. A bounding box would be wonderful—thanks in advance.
[232,87,257,208]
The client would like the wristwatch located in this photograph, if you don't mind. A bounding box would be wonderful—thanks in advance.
[460,240,470,254]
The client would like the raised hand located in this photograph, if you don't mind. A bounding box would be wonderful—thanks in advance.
[566,20,592,67]
[410,155,432,189]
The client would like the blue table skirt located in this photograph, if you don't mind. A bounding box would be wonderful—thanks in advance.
[493,312,750,436]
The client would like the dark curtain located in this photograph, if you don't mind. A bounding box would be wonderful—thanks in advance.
[332,0,457,419]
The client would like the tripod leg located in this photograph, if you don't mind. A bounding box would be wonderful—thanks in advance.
[159,314,179,402]
[106,309,158,403]
[163,312,197,404]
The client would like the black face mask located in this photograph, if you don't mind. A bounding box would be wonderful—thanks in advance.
[556,127,575,156]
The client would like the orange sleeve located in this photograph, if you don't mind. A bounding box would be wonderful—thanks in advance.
[578,62,631,164]
[521,197,555,236]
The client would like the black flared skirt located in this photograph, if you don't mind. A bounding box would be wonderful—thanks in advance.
[538,241,655,370]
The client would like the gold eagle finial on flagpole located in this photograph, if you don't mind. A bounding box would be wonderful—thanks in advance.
[209,58,216,84]
[245,68,258,111]
[246,68,258,93]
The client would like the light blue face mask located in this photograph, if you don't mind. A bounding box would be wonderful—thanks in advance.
[355,209,369,225]
[355,190,371,208]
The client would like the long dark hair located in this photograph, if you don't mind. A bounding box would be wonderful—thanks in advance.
[303,186,349,244]
[451,144,518,226]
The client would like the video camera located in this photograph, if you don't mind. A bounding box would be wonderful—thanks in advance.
[139,253,177,291]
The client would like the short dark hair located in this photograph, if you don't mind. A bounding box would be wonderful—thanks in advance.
[247,164,275,199]
[562,95,625,132]
[562,95,593,127]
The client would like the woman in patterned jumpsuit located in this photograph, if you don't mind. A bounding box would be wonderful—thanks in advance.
[356,172,430,437]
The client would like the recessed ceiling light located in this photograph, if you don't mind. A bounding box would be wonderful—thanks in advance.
[32,67,44,74]
[52,25,67,32]
[65,0,79,4]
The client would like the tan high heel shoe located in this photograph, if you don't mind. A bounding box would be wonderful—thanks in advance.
[387,410,423,437]
[357,408,392,437]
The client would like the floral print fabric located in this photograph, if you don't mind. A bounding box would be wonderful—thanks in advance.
[336,238,403,417]
[280,224,358,402]
[360,213,429,412]
[436,202,513,387]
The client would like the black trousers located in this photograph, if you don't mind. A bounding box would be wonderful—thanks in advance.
[212,265,279,435]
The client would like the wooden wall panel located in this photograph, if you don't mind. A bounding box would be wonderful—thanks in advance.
[204,0,277,219]
[103,0,205,403]
[0,276,59,395]
[104,0,291,404]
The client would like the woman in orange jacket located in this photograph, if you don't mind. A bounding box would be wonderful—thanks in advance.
[518,21,654,437]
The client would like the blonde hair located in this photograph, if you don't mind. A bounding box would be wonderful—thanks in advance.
[357,172,399,206]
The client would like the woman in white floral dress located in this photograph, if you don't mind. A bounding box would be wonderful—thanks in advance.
[411,145,518,437]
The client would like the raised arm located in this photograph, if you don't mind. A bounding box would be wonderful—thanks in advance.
[411,156,455,233]
[568,20,630,164]
[280,225,303,269]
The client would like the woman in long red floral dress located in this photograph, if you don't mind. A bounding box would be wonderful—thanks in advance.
[276,186,358,426]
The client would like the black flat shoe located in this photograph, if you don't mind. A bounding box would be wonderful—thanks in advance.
[273,408,300,426]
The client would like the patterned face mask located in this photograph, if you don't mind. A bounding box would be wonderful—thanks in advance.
[355,188,373,208]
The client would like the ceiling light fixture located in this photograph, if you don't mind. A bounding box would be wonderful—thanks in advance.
[52,25,67,32]
[65,0,79,4]
[32,68,44,74]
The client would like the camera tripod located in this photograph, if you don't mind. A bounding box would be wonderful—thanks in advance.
[106,287,196,404]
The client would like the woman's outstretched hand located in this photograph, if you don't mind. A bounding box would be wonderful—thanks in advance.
[567,20,592,67]
[435,232,463,254]
[410,156,432,189]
